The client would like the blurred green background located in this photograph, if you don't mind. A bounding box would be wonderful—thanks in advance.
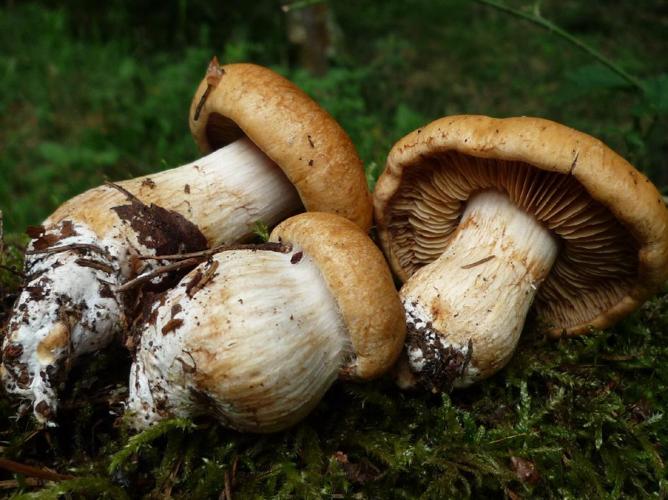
[1,0,666,234]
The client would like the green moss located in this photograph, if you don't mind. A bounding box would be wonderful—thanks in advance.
[2,277,667,497]
[14,478,128,500]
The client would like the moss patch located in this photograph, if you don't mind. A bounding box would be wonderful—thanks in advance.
[1,233,667,497]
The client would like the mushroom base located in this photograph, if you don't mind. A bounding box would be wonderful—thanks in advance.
[399,190,558,391]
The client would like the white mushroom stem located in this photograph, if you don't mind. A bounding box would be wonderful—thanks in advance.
[1,137,303,425]
[400,190,559,391]
[127,246,351,432]
[1,223,125,424]
[48,136,303,246]
[126,137,302,244]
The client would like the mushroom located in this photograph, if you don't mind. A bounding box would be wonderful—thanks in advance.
[126,212,405,432]
[1,59,372,424]
[190,59,371,229]
[373,115,668,392]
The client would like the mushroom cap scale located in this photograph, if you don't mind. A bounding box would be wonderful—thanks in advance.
[374,115,668,336]
[189,61,373,232]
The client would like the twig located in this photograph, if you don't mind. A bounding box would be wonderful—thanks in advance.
[0,478,44,489]
[162,457,183,498]
[25,243,107,256]
[75,258,115,275]
[600,353,636,362]
[475,0,646,93]
[0,264,24,278]
[223,470,232,500]
[194,57,225,121]
[139,242,291,261]
[117,258,202,292]
[0,458,74,481]
[194,85,213,122]
[487,432,529,445]
[231,456,238,487]
[186,260,219,298]
[461,255,496,269]
[105,181,141,204]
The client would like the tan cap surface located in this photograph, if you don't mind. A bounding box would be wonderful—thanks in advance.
[190,60,372,232]
[374,115,668,336]
[270,212,405,379]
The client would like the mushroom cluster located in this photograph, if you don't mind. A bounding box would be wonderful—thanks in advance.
[2,60,667,434]
[374,115,668,392]
[1,59,391,427]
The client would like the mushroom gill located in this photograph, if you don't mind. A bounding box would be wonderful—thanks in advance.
[386,151,639,331]
[205,112,245,149]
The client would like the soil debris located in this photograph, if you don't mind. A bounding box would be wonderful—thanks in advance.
[405,307,473,393]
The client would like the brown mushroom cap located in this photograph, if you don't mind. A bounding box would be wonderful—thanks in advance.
[374,115,668,337]
[270,212,406,379]
[189,60,372,232]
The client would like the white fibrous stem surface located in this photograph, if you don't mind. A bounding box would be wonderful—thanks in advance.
[127,247,350,432]
[137,137,302,244]
[400,190,559,391]
[1,137,303,424]
[1,222,127,424]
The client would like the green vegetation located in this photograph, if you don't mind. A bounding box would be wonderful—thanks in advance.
[1,0,667,497]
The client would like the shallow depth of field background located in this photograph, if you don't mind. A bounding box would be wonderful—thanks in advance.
[1,1,668,498]
[1,1,666,232]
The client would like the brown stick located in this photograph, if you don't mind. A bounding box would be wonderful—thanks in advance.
[461,255,496,269]
[104,181,142,204]
[194,57,225,122]
[231,456,238,487]
[117,258,202,292]
[186,260,219,298]
[0,458,74,481]
[162,458,183,498]
[0,478,44,489]
[139,242,291,261]
[0,264,24,278]
[223,469,233,500]
[75,258,115,275]
[25,242,108,257]
[194,85,213,122]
